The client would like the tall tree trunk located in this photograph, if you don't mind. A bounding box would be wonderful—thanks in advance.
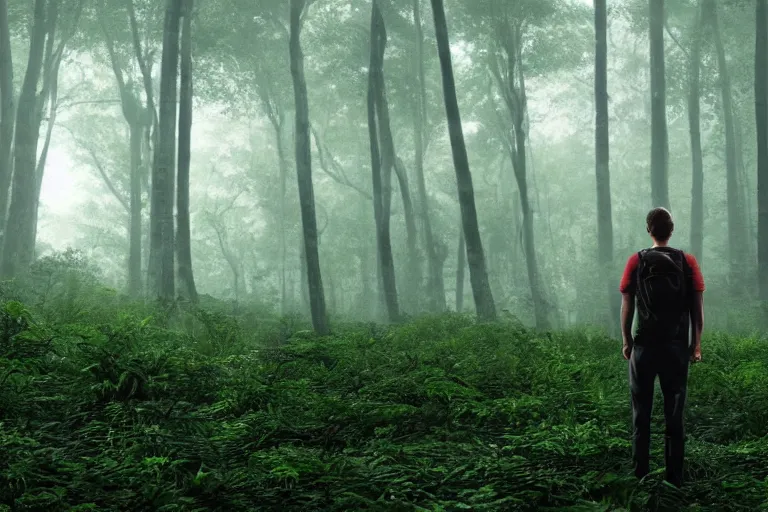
[1,0,49,278]
[299,237,310,313]
[412,0,445,312]
[31,55,60,249]
[595,0,616,332]
[491,15,548,329]
[706,0,750,293]
[275,118,288,316]
[514,131,548,329]
[394,157,420,312]
[129,124,143,296]
[649,0,670,209]
[0,0,13,234]
[290,0,329,335]
[689,0,705,261]
[176,0,197,303]
[100,8,145,296]
[359,246,374,319]
[430,0,496,321]
[368,0,400,322]
[456,219,465,312]
[757,0,768,303]
[148,0,181,301]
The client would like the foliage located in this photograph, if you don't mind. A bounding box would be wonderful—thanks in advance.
[0,276,766,511]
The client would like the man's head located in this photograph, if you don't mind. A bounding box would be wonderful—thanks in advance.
[646,207,674,243]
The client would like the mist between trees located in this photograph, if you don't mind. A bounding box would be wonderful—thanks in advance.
[0,0,767,333]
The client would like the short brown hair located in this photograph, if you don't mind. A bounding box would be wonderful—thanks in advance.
[646,207,673,241]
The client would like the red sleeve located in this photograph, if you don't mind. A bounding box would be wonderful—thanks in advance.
[685,253,705,292]
[619,253,639,294]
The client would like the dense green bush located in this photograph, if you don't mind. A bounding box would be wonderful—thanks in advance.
[0,270,767,511]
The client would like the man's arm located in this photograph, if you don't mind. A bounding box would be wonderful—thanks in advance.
[685,253,705,361]
[621,292,635,350]
[690,291,704,359]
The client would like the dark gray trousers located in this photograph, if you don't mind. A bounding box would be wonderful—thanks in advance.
[629,343,690,487]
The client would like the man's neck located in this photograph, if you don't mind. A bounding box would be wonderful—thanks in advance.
[652,241,669,248]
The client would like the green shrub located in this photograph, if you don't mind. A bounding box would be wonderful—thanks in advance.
[0,287,766,511]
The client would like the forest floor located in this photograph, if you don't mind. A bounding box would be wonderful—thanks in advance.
[1,291,767,511]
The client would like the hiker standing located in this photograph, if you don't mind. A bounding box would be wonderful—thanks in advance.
[618,207,705,487]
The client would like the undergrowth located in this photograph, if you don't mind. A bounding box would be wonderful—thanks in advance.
[0,259,767,511]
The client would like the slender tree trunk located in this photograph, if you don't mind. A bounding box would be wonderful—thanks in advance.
[100,7,144,296]
[689,0,705,261]
[0,0,13,234]
[359,247,374,319]
[649,0,670,209]
[706,0,750,292]
[368,0,400,322]
[757,0,768,303]
[299,237,309,312]
[31,56,60,251]
[595,0,616,332]
[514,130,548,329]
[494,18,548,329]
[394,157,420,312]
[129,123,143,296]
[412,0,445,312]
[1,0,49,278]
[290,0,329,335]
[430,0,496,321]
[274,118,289,316]
[176,0,197,303]
[149,0,181,301]
[456,219,465,312]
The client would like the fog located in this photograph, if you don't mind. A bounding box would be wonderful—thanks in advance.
[2,0,765,332]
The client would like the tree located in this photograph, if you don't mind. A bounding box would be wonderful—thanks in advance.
[0,0,12,234]
[649,0,670,210]
[290,0,329,335]
[368,0,400,322]
[1,0,50,278]
[456,216,465,311]
[97,1,153,297]
[487,0,551,329]
[705,0,751,292]
[430,0,496,321]
[176,0,197,302]
[594,0,615,331]
[688,0,705,261]
[148,0,182,301]
[412,0,446,312]
[757,0,768,304]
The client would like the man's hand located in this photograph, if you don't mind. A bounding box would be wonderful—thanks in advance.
[691,346,702,363]
[623,341,633,360]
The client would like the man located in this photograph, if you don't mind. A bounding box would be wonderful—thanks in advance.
[619,207,705,488]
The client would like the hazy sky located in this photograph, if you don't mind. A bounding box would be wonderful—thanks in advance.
[38,0,598,251]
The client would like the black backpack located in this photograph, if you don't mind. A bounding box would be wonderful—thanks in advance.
[635,247,691,340]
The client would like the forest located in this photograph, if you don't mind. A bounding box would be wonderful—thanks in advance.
[1,0,767,510]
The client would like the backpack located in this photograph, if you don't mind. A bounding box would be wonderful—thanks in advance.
[635,247,691,341]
